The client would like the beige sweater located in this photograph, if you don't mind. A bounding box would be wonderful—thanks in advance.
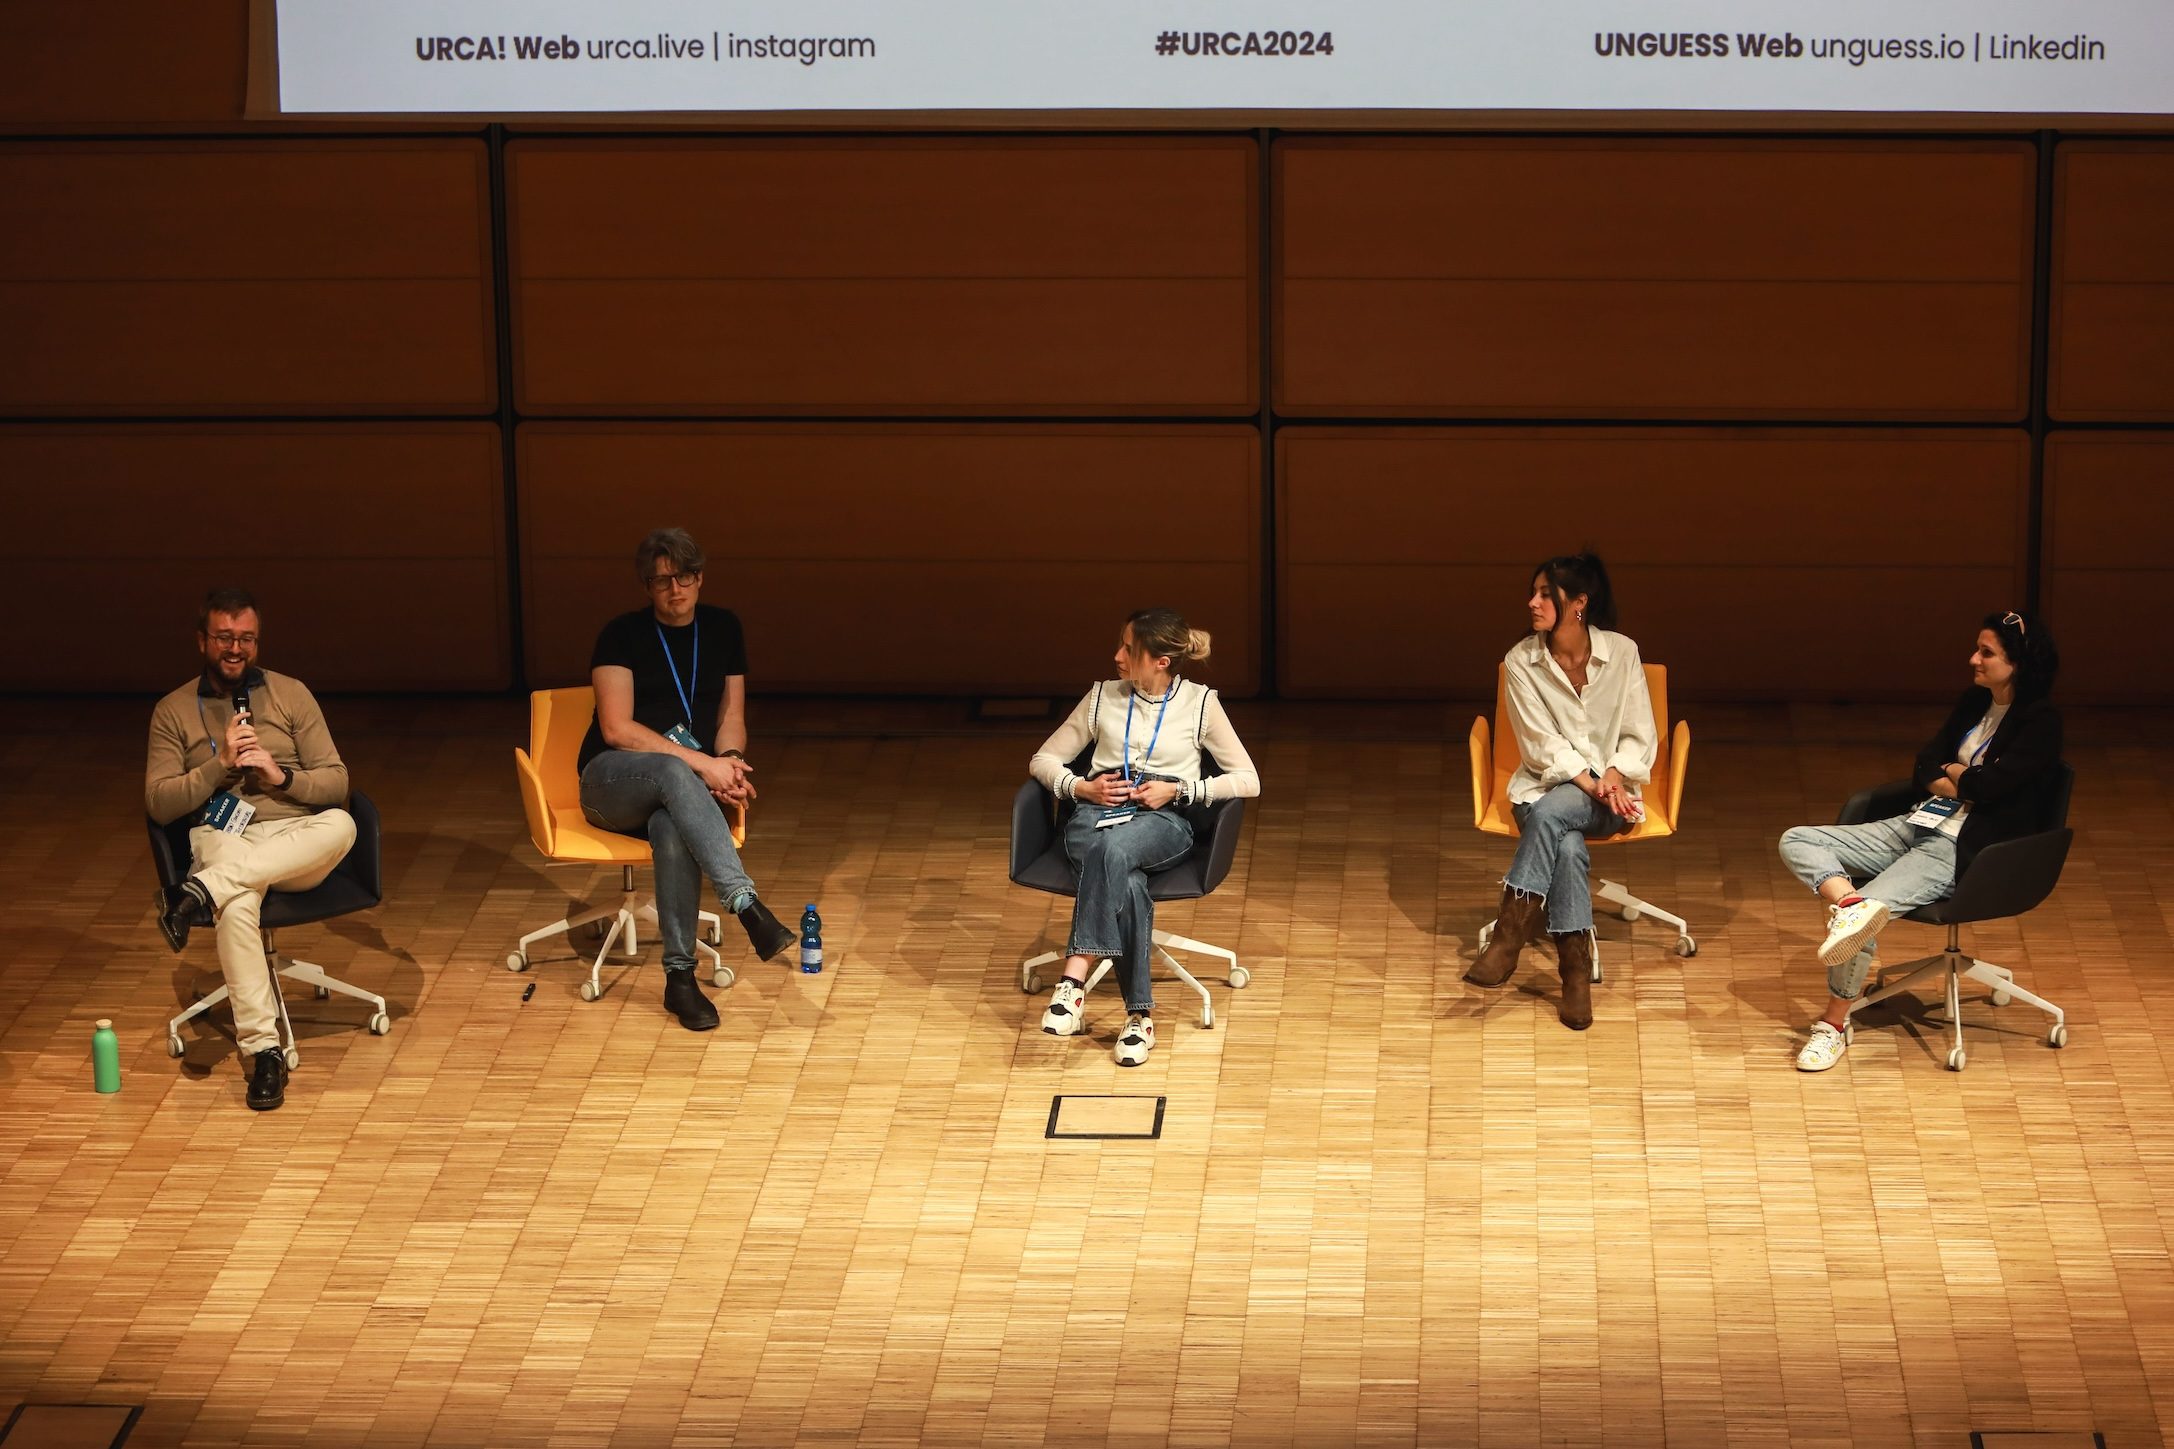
[145,668,350,826]
[1029,678,1261,806]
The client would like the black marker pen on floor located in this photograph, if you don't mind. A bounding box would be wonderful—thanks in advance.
[521,983,535,1002]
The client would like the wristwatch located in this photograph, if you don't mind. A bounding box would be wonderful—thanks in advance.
[277,765,294,790]
[719,749,746,762]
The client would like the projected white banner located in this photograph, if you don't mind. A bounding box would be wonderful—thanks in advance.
[274,1,2174,114]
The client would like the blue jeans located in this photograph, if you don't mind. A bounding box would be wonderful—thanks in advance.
[579,751,757,973]
[1507,783,1630,935]
[1063,805,1194,1014]
[1778,818,1958,998]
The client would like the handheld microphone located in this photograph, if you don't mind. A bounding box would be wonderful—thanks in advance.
[233,680,252,722]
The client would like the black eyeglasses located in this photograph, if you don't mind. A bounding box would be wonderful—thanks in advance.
[206,632,259,647]
[646,571,701,592]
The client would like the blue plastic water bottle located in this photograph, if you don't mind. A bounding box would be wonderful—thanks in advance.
[799,905,823,973]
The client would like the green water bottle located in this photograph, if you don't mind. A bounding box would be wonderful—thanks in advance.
[93,1019,120,1094]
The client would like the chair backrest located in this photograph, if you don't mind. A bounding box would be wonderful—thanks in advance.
[2044,760,2075,831]
[1490,660,1675,803]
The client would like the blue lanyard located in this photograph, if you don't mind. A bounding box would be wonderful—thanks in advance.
[656,617,698,730]
[1121,680,1176,782]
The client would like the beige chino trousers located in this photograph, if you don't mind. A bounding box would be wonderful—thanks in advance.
[189,809,357,1055]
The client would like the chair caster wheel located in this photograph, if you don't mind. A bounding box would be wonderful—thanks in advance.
[369,1013,391,1035]
[315,985,329,999]
[1947,1047,1967,1071]
[167,1035,185,1059]
[713,966,735,990]
[707,923,723,946]
[1620,905,1642,923]
[1477,922,1495,949]
[507,952,528,972]
[1843,1021,1854,1045]
[1676,936,1697,958]
[579,980,601,1002]
[1991,989,2012,1007]
[2048,1023,2067,1048]
[1228,966,1250,988]
[1021,969,1043,995]
[1591,963,1604,985]
[587,920,606,940]
[284,1047,301,1069]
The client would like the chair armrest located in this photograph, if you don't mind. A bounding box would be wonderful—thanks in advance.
[1838,778,1917,827]
[1467,716,1492,829]
[1934,827,2072,924]
[1665,718,1690,828]
[342,791,384,905]
[1197,797,1248,895]
[1010,779,1057,885]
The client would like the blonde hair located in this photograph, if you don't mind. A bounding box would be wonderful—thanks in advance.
[1126,607,1212,668]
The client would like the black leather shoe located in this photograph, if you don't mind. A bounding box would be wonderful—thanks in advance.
[155,878,214,954]
[663,969,719,1030]
[246,1048,287,1111]
[736,897,796,963]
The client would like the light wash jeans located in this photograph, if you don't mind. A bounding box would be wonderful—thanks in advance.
[1063,804,1194,1014]
[579,751,757,973]
[1778,817,1957,998]
[1506,782,1630,934]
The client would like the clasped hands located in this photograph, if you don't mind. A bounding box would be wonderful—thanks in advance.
[692,752,756,807]
[1579,764,1640,820]
[219,710,289,789]
[1074,770,1180,811]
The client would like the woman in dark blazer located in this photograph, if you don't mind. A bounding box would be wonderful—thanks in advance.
[1778,610,2062,1072]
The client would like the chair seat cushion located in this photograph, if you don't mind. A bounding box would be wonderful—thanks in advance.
[546,808,655,864]
[1015,843,1212,902]
[1477,775,1675,842]
[260,873,379,929]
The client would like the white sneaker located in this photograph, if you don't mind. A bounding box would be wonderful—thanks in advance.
[1114,1014,1155,1066]
[1041,979,1087,1036]
[1818,898,1890,968]
[1797,1020,1849,1072]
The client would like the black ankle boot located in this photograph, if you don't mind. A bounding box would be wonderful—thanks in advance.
[664,969,720,1030]
[736,898,796,962]
[246,1047,288,1110]
[155,878,213,954]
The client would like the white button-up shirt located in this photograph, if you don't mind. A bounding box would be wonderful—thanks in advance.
[1504,628,1658,807]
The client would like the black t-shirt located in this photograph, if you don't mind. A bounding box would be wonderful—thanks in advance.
[577,603,748,771]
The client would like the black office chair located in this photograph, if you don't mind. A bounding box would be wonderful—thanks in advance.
[1009,757,1249,1028]
[1836,763,2073,1071]
[149,792,391,1066]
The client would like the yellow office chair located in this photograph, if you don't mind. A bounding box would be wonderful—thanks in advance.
[508,686,747,1000]
[1469,662,1694,976]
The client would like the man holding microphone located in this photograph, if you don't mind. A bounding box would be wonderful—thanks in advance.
[146,587,355,1110]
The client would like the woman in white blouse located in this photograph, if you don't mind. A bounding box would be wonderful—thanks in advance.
[1028,608,1261,1065]
[1464,553,1655,1029]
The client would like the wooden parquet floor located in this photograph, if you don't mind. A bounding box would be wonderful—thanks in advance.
[2,696,2172,1447]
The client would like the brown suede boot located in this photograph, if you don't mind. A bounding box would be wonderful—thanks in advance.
[1465,888,1545,987]
[1554,930,1594,1030]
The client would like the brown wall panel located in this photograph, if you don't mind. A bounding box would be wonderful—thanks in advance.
[1279,429,2027,698]
[0,1,246,127]
[508,140,1256,415]
[0,142,495,414]
[521,425,1259,694]
[0,425,508,690]
[2043,434,2174,701]
[1278,140,2034,420]
[2051,143,2174,420]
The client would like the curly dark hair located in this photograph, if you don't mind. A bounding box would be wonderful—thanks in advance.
[1982,609,2059,702]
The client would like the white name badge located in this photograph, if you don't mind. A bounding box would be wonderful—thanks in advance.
[1095,806,1138,829]
[203,791,257,835]
[1906,796,1963,828]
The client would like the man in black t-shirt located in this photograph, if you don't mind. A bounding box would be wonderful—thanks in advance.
[577,527,795,1030]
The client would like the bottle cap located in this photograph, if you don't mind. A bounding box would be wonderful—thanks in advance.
[95,1019,112,1030]
[806,904,816,910]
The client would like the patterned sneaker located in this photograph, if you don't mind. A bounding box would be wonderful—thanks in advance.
[1114,1013,1155,1067]
[1796,1020,1849,1072]
[1817,898,1890,968]
[1041,979,1087,1036]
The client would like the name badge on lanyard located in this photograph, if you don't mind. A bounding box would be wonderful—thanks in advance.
[657,617,703,752]
[1098,682,1175,827]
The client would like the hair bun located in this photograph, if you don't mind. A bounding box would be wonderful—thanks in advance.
[1185,628,1213,663]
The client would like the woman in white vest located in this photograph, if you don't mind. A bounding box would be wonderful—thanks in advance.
[1028,608,1261,1065]
[1465,553,1655,1030]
